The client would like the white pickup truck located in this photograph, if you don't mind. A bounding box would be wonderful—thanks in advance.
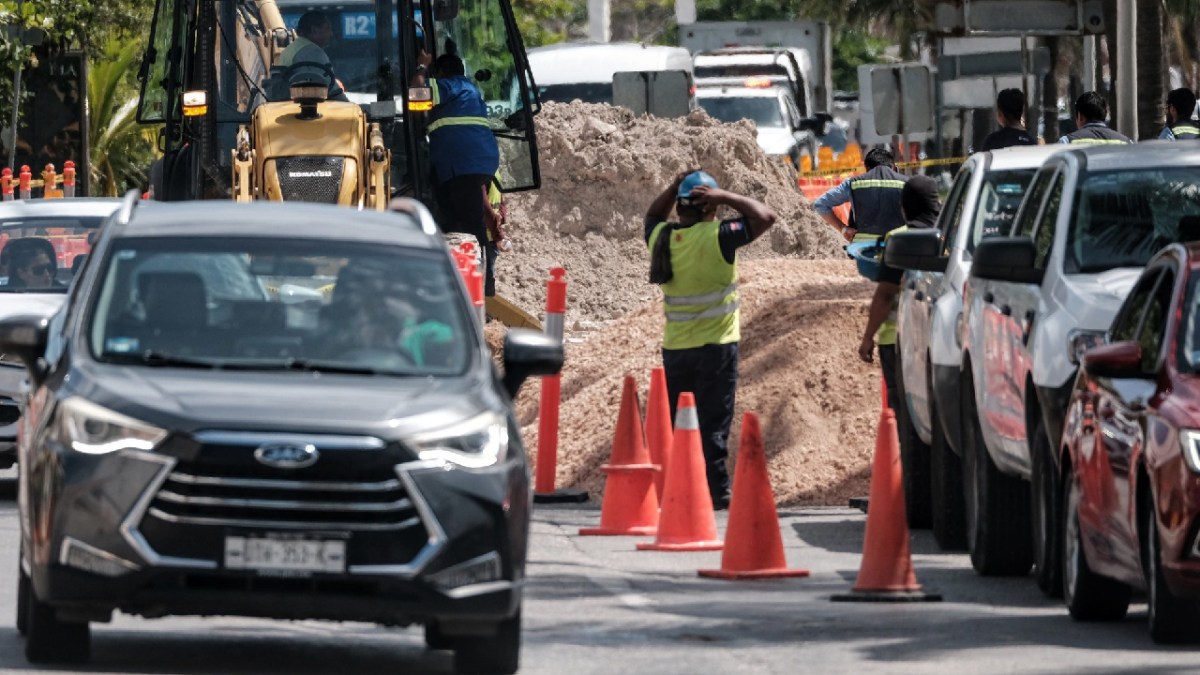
[962,142,1200,595]
[885,145,1065,550]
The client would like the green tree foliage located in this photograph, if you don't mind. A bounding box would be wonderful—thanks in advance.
[513,0,578,46]
[832,28,889,91]
[89,41,155,195]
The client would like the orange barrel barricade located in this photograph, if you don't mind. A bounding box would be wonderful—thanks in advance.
[533,267,587,504]
[18,165,31,200]
[42,164,61,199]
[63,160,76,198]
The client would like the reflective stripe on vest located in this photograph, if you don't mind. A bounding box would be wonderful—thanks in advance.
[850,179,906,190]
[1173,124,1200,138]
[665,299,741,323]
[662,282,739,307]
[427,116,490,133]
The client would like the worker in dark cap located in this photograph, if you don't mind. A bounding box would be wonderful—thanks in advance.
[856,174,940,410]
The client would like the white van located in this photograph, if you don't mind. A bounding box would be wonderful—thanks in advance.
[526,42,694,105]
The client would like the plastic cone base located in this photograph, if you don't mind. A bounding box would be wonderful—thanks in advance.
[831,589,942,603]
[698,567,810,580]
[636,540,723,552]
[533,489,589,504]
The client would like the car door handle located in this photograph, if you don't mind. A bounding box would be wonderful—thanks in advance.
[983,291,994,304]
[1001,305,1012,316]
[915,291,925,301]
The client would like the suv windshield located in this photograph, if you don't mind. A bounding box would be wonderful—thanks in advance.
[698,96,784,128]
[0,215,103,293]
[89,238,470,376]
[970,169,1037,251]
[1067,169,1200,273]
[1182,275,1200,373]
[695,64,789,80]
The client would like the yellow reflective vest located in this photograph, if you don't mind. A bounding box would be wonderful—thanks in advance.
[648,220,740,350]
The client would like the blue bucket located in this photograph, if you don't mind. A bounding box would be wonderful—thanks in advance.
[846,240,884,282]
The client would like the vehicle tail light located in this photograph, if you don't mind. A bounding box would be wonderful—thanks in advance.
[744,77,772,88]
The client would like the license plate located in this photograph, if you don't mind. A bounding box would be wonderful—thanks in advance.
[224,536,346,573]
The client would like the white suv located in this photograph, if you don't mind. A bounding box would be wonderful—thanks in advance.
[961,142,1200,594]
[695,85,819,167]
[886,145,1066,550]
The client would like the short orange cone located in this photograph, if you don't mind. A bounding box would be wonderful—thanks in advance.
[699,412,809,579]
[637,392,723,552]
[832,405,941,602]
[645,367,673,502]
[579,375,660,536]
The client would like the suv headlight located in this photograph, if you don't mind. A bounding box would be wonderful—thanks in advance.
[53,397,167,455]
[1067,329,1107,365]
[407,413,508,468]
[1181,430,1200,473]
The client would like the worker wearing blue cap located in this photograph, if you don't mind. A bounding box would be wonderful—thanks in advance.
[645,169,777,509]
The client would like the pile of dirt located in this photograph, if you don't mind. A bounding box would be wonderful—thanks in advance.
[511,259,880,506]
[495,101,844,325]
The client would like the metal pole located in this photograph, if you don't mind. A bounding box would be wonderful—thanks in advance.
[1082,35,1097,92]
[7,0,24,171]
[1116,0,1137,138]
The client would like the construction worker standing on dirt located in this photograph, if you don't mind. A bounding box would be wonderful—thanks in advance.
[1059,92,1132,144]
[813,148,907,243]
[646,169,777,509]
[857,175,941,411]
[1159,88,1199,140]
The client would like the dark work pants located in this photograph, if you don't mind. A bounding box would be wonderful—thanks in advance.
[662,342,738,499]
[879,343,899,411]
[435,174,494,294]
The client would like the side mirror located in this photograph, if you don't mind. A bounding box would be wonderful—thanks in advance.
[502,329,563,399]
[0,315,49,384]
[970,236,1043,284]
[884,229,947,272]
[1082,341,1143,379]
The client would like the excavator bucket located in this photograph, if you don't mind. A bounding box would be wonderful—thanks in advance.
[486,294,543,331]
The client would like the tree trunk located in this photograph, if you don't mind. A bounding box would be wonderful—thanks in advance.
[1137,0,1165,140]
[1103,0,1118,126]
[1042,37,1061,144]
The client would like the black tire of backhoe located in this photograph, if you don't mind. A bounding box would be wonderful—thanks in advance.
[895,346,932,529]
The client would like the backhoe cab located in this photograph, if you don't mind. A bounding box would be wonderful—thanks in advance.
[138,0,541,209]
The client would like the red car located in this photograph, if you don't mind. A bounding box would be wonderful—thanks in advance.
[1060,242,1200,643]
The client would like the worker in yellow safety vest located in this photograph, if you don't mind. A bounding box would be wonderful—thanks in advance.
[813,147,907,243]
[1058,92,1132,144]
[646,169,777,509]
[1160,88,1200,140]
[856,175,941,412]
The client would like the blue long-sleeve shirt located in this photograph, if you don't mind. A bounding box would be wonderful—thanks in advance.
[812,177,852,217]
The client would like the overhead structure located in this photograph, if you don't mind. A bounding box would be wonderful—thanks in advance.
[918,0,1105,36]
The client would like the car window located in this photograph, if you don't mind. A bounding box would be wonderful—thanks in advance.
[968,168,1038,253]
[1110,268,1161,344]
[88,237,471,376]
[1066,168,1200,274]
[0,215,108,293]
[1014,165,1057,238]
[938,167,972,257]
[1032,171,1065,270]
[697,96,785,128]
[1137,268,1175,372]
[1179,273,1200,372]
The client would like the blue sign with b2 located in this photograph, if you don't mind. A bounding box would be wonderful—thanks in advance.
[282,9,423,41]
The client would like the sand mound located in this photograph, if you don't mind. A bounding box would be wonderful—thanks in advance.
[495,101,844,325]
[512,259,880,506]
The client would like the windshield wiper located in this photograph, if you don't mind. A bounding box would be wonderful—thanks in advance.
[220,358,385,375]
[104,351,224,369]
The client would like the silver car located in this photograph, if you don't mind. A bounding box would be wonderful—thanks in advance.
[0,197,119,469]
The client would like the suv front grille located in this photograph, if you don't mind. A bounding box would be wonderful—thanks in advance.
[275,156,344,204]
[148,471,420,532]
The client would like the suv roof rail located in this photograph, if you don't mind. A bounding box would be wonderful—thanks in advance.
[116,189,141,226]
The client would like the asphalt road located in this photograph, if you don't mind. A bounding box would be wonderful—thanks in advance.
[0,471,1197,674]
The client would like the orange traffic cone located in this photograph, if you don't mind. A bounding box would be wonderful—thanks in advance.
[579,375,660,536]
[832,405,941,602]
[637,392,723,552]
[645,367,673,502]
[699,412,809,579]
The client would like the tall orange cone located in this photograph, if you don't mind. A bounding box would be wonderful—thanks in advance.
[579,375,660,536]
[645,367,673,502]
[832,405,941,602]
[637,392,723,552]
[699,412,809,579]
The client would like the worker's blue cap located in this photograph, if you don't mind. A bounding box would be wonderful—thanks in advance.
[677,171,719,200]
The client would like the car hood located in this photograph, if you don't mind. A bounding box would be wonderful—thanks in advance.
[755,128,796,156]
[70,362,499,438]
[0,292,66,319]
[1065,267,1142,304]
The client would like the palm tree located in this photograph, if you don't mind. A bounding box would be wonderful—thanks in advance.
[1136,0,1166,140]
[88,42,157,196]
